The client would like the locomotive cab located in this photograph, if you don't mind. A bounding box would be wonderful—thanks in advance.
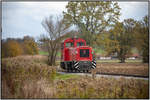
[60,38,96,72]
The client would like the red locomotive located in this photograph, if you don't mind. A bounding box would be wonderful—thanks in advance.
[60,38,96,72]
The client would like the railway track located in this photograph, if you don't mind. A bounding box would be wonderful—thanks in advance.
[58,71,149,80]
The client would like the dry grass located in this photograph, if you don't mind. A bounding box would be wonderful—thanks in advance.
[2,55,149,99]
[95,62,148,76]
[2,55,56,98]
[53,76,148,99]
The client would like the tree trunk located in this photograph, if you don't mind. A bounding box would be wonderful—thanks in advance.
[48,55,52,66]
[118,48,126,63]
[48,51,55,66]
[142,49,149,63]
[142,55,149,63]
[47,47,59,66]
[120,58,125,63]
[119,55,126,63]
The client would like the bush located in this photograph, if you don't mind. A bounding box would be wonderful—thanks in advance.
[23,36,38,55]
[2,56,56,98]
[2,40,23,58]
[2,36,39,57]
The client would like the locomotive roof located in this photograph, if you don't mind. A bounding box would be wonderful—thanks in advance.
[61,38,85,43]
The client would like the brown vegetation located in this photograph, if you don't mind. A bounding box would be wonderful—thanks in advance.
[95,63,148,76]
[53,76,148,99]
[2,55,56,98]
[2,56,149,99]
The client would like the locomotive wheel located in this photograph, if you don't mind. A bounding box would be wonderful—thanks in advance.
[76,70,79,73]
[76,70,80,72]
[70,69,73,72]
[67,69,70,72]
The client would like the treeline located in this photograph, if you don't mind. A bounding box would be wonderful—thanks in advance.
[37,2,148,64]
[62,2,149,63]
[2,36,38,58]
[96,16,148,63]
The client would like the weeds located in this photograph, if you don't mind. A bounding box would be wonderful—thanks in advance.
[2,56,56,98]
[2,55,149,99]
[96,62,148,76]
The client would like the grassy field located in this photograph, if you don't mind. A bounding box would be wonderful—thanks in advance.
[39,50,61,57]
[97,59,142,63]
[93,47,138,55]
[39,51,49,55]
[2,55,149,99]
[93,48,106,55]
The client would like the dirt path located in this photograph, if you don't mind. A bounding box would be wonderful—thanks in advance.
[57,71,149,80]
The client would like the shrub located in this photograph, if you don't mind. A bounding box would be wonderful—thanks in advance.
[2,40,23,58]
[2,56,56,98]
[2,36,39,57]
[23,37,38,55]
[2,56,149,99]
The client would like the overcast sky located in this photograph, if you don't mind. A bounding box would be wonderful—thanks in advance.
[2,1,148,40]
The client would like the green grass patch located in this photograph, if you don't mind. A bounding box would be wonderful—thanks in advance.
[97,59,120,63]
[55,73,79,80]
[39,51,49,55]
[93,48,105,55]
[57,51,61,57]
[97,59,142,63]
[126,59,142,62]
[39,50,61,57]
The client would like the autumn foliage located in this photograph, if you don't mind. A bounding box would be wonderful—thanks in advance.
[2,56,149,98]
[2,40,23,57]
[2,36,38,58]
[23,36,38,55]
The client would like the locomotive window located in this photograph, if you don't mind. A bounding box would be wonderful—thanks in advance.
[77,42,84,46]
[65,42,73,47]
[80,49,89,57]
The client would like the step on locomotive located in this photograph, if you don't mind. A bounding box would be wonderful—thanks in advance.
[60,38,96,72]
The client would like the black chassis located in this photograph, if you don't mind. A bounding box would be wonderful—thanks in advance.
[60,60,96,71]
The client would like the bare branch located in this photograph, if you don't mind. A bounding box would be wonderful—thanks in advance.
[40,15,71,65]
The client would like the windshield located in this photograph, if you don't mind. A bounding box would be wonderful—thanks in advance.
[65,42,73,47]
[77,42,84,46]
[80,49,89,57]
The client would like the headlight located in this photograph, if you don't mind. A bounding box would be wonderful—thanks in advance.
[75,51,78,54]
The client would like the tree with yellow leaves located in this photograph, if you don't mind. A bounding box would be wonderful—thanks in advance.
[23,36,38,55]
[2,40,23,57]
[97,19,136,63]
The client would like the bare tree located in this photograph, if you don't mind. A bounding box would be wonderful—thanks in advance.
[40,15,70,66]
